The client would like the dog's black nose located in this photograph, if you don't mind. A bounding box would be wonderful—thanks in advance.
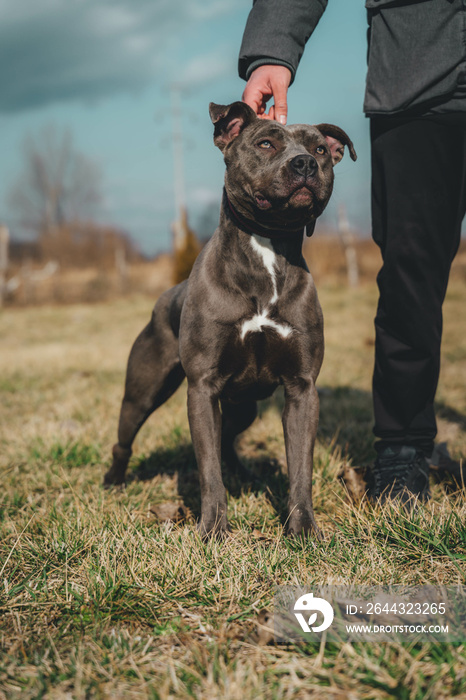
[290,154,317,177]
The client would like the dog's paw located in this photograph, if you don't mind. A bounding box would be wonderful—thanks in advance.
[286,509,322,541]
[103,444,131,488]
[103,468,126,489]
[197,516,231,541]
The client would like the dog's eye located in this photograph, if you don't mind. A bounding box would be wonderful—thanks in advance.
[316,146,327,155]
[258,140,273,149]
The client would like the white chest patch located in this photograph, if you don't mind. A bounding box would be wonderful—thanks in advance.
[250,234,278,304]
[240,234,293,341]
[240,310,292,341]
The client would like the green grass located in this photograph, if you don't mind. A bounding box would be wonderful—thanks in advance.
[1,280,465,698]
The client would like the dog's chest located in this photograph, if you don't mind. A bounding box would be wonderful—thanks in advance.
[239,235,293,341]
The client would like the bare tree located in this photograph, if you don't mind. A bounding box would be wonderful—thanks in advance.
[9,126,102,236]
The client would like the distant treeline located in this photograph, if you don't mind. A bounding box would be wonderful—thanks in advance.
[9,221,144,269]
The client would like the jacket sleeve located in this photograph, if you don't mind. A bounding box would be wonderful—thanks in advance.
[238,0,329,83]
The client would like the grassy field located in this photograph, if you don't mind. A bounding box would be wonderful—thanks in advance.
[1,276,465,699]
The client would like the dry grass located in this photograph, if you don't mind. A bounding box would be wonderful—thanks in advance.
[4,256,173,306]
[1,270,465,698]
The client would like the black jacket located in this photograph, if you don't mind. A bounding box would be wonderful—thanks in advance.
[239,0,466,116]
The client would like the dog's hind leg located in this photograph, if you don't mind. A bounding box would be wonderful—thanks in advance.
[221,399,257,479]
[104,289,186,487]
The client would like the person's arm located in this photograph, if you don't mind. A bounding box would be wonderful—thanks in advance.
[239,0,328,124]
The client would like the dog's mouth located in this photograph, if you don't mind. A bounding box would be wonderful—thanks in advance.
[254,184,314,210]
[288,185,314,205]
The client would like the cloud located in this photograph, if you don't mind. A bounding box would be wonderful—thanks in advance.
[174,47,236,90]
[0,0,247,112]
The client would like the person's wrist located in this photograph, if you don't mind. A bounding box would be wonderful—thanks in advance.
[245,59,294,85]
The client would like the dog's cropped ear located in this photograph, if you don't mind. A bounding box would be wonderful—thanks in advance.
[314,124,357,165]
[209,101,257,151]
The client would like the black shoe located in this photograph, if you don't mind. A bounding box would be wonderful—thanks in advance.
[367,445,430,506]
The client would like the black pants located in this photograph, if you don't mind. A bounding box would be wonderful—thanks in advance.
[370,115,466,456]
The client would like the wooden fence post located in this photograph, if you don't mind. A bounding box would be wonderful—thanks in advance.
[338,205,359,288]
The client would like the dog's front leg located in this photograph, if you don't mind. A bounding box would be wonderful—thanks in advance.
[187,382,229,538]
[282,379,321,538]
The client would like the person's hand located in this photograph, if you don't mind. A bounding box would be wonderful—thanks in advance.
[242,65,292,124]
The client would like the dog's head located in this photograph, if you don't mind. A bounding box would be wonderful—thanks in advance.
[210,101,357,234]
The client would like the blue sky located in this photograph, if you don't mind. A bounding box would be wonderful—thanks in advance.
[0,0,369,256]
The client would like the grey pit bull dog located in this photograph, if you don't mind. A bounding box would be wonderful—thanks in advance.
[105,101,356,538]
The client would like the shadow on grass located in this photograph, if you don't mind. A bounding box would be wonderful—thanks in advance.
[131,442,289,523]
[436,401,466,432]
[128,386,466,519]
